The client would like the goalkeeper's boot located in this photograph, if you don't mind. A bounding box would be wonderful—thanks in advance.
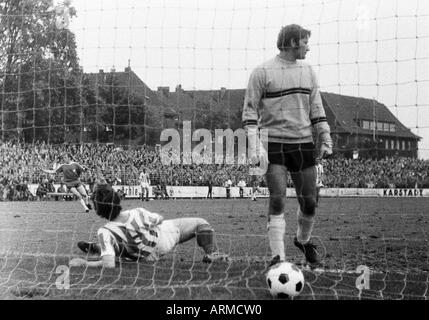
[202,251,229,263]
[267,255,283,269]
[293,237,321,267]
[78,241,100,255]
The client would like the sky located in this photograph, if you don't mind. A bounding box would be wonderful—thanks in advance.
[65,0,429,159]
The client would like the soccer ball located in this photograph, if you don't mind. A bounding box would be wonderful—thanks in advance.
[266,262,305,299]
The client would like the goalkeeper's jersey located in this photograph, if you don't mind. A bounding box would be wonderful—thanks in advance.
[242,55,329,144]
[97,208,162,260]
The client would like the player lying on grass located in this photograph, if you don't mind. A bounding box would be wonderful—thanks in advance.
[70,186,229,269]
[42,153,92,213]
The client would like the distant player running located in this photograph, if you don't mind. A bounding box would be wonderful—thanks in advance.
[250,177,261,201]
[42,153,92,213]
[243,24,333,268]
[70,186,228,268]
[139,169,150,201]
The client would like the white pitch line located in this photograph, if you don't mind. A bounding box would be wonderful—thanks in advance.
[310,267,385,275]
[0,227,425,242]
[0,228,89,234]
[0,251,420,276]
[0,251,73,259]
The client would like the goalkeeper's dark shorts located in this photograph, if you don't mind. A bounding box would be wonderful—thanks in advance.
[267,142,316,173]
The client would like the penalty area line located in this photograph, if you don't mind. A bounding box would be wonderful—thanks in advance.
[0,251,418,276]
[0,251,74,259]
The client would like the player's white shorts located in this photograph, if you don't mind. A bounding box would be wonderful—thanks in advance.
[141,183,149,189]
[152,220,180,259]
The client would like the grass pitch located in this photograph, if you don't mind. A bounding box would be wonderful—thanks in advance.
[0,197,428,300]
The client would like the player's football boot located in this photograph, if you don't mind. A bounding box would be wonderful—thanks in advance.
[86,203,92,210]
[267,255,284,269]
[293,236,321,267]
[202,251,229,263]
[78,241,100,255]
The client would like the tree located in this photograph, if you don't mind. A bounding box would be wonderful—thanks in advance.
[0,0,81,143]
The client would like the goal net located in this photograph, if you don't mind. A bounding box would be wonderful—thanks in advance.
[0,0,428,300]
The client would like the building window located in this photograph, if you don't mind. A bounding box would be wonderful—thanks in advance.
[408,141,411,150]
[402,140,405,150]
[383,123,390,131]
[396,140,400,150]
[360,120,397,132]
[385,139,389,150]
[391,140,395,149]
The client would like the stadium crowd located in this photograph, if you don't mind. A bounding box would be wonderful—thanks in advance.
[1,140,428,201]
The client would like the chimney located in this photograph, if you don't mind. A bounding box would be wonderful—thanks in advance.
[157,86,170,97]
[98,69,105,83]
[175,84,182,93]
[220,87,227,99]
[125,59,131,72]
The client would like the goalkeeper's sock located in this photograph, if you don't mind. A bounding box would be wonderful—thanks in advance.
[296,209,315,244]
[267,214,286,260]
[79,199,89,211]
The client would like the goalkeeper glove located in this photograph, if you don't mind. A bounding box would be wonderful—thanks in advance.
[319,132,333,159]
[247,126,269,175]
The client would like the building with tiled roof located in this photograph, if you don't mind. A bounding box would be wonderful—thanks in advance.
[322,92,420,158]
[93,68,420,158]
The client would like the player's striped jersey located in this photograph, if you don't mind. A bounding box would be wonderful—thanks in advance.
[97,208,163,260]
[315,163,324,187]
[139,172,150,185]
[56,162,84,183]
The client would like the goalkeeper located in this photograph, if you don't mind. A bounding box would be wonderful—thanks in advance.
[70,185,228,269]
[242,24,333,268]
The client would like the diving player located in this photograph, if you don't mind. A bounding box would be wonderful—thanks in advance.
[70,186,229,268]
